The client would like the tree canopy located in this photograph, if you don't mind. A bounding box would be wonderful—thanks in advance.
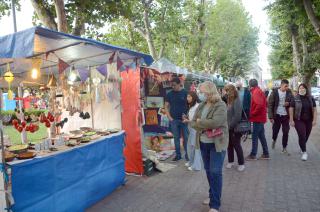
[1,0,259,77]
[266,0,320,86]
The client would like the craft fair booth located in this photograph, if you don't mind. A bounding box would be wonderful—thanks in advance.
[0,26,153,212]
[123,58,219,175]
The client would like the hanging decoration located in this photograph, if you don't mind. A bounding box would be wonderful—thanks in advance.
[4,63,14,100]
[92,77,101,103]
[116,55,123,71]
[108,51,116,64]
[58,58,70,74]
[77,68,90,82]
[68,66,81,85]
[47,74,57,88]
[96,64,108,77]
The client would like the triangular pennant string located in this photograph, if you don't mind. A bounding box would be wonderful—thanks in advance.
[96,64,108,76]
[108,52,116,64]
[58,58,70,74]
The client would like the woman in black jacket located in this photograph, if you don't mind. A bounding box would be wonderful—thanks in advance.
[289,84,317,161]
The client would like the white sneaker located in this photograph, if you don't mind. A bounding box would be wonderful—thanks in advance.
[203,198,210,205]
[185,162,190,167]
[225,162,234,169]
[301,152,308,161]
[208,209,218,212]
[237,165,245,172]
[187,167,193,171]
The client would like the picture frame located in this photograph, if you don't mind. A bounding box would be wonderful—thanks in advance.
[145,109,159,125]
[146,97,164,108]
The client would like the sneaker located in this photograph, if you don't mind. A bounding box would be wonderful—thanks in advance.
[203,198,210,205]
[225,162,234,169]
[185,162,190,167]
[301,152,308,161]
[172,156,181,162]
[209,209,219,212]
[258,154,271,160]
[237,165,245,172]
[187,167,193,171]
[245,155,257,161]
[272,140,276,149]
[281,148,290,155]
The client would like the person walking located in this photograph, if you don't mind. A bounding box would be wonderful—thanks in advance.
[165,77,189,161]
[289,84,317,161]
[224,84,245,171]
[184,91,202,171]
[183,81,228,212]
[268,79,292,153]
[236,82,251,119]
[246,79,270,160]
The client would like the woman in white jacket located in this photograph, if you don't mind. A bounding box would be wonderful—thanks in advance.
[184,91,202,171]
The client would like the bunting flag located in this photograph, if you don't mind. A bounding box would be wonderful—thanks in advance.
[108,52,116,64]
[77,68,90,82]
[117,55,123,70]
[45,52,50,60]
[58,58,70,74]
[129,61,137,71]
[96,64,108,76]
[119,65,127,72]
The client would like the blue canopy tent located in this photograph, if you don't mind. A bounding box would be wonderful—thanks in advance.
[0,26,153,75]
[0,27,154,212]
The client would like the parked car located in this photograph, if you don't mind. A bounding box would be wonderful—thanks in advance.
[311,87,320,101]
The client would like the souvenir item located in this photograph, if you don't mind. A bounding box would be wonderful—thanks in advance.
[145,109,158,125]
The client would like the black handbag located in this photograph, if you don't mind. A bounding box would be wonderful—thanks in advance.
[234,110,251,133]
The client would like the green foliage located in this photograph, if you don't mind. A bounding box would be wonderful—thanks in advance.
[104,0,259,77]
[266,0,320,84]
[0,0,20,18]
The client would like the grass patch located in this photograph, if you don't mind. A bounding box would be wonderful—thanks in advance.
[3,124,48,145]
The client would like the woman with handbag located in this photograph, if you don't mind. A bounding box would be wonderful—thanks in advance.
[289,83,317,161]
[184,91,202,171]
[183,81,228,212]
[224,84,245,171]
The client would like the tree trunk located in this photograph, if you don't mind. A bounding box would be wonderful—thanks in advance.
[193,0,206,60]
[290,25,302,75]
[54,0,68,33]
[142,4,157,60]
[302,0,320,37]
[30,0,57,30]
[72,16,85,36]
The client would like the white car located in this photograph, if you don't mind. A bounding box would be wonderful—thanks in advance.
[311,87,320,101]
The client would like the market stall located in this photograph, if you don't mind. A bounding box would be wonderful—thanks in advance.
[122,58,223,175]
[0,26,153,211]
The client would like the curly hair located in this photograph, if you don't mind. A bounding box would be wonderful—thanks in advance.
[224,84,238,105]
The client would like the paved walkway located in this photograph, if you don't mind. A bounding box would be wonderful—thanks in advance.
[87,108,320,212]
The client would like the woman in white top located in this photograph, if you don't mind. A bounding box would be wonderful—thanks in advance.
[184,91,202,171]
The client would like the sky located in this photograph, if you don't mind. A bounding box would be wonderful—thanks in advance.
[0,0,272,80]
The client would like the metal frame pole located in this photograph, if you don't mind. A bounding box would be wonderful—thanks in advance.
[11,0,17,32]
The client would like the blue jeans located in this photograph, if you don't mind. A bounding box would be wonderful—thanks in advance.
[170,120,189,159]
[250,122,269,156]
[200,142,226,210]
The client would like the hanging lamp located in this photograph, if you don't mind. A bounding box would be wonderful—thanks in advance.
[4,63,14,100]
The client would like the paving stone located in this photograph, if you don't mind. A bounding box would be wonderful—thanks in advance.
[87,111,320,212]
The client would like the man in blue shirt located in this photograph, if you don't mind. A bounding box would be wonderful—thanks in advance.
[165,77,189,161]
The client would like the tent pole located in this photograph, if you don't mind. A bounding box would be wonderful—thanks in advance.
[89,67,94,129]
[18,84,27,144]
[0,89,10,210]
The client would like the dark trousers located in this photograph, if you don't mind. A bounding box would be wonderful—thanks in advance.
[227,130,244,165]
[294,119,313,152]
[170,120,189,159]
[272,114,290,148]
